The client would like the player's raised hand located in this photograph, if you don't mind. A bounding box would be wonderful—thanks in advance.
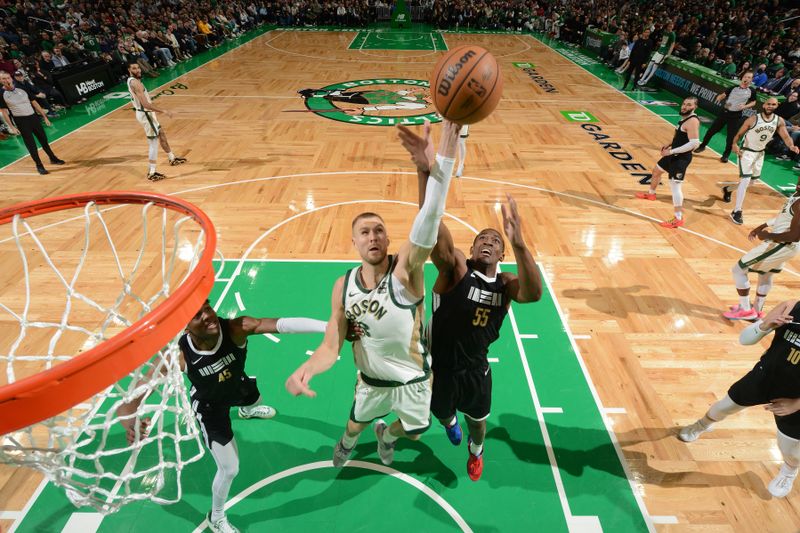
[286,363,316,398]
[121,416,150,445]
[761,300,796,330]
[397,120,434,172]
[501,194,526,248]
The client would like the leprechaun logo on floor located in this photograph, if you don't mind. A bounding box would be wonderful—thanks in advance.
[295,78,441,126]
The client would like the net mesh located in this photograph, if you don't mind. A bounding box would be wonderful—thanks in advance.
[0,198,208,513]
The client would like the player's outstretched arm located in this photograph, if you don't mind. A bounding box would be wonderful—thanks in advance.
[740,300,797,344]
[499,194,542,303]
[285,277,348,398]
[228,316,326,345]
[396,119,461,294]
[117,349,187,444]
[397,121,463,278]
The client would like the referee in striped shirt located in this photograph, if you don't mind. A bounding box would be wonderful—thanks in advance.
[0,70,64,174]
[694,71,757,163]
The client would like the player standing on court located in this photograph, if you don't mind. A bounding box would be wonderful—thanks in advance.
[680,300,800,498]
[127,62,186,181]
[119,301,326,533]
[723,175,800,321]
[721,97,798,225]
[398,121,542,481]
[285,119,462,468]
[635,97,701,228]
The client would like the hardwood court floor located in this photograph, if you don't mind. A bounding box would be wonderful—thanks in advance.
[2,29,800,532]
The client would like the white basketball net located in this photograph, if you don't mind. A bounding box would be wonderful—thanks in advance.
[0,200,208,513]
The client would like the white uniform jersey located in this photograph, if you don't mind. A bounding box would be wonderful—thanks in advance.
[342,256,429,384]
[127,77,152,112]
[772,195,800,234]
[742,113,779,152]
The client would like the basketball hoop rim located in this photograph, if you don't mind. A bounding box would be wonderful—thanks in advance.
[0,191,216,435]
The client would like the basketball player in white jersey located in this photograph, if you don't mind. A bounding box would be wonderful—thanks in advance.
[724,175,800,321]
[118,301,327,533]
[285,119,462,467]
[127,62,186,181]
[456,124,469,177]
[722,97,799,225]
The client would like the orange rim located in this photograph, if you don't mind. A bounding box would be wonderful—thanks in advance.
[0,192,216,435]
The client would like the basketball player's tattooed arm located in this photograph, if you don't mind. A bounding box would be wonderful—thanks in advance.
[130,77,173,118]
[116,349,187,444]
[758,201,800,243]
[730,115,756,156]
[499,194,542,303]
[286,276,348,398]
[398,121,467,285]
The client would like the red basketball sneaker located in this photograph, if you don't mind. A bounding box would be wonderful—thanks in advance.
[467,439,484,481]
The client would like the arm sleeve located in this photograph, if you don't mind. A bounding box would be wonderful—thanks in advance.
[409,154,456,248]
[670,138,700,155]
[275,317,327,334]
[748,88,757,102]
[739,320,772,345]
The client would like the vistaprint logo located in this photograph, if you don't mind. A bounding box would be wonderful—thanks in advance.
[76,79,105,95]
[295,78,441,126]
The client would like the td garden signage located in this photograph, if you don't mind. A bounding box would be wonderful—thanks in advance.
[295,78,442,126]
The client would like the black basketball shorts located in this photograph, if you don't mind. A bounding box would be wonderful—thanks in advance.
[656,154,692,181]
[191,377,260,448]
[728,362,800,439]
[431,366,492,422]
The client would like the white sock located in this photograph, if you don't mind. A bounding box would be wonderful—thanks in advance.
[739,295,751,310]
[447,415,457,427]
[148,163,157,175]
[341,431,358,449]
[674,211,682,220]
[382,425,400,444]
[735,177,751,211]
[209,440,239,522]
[755,294,766,312]
[469,440,483,456]
[168,151,175,161]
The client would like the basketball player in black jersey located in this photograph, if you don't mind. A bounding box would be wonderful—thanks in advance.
[635,97,701,228]
[679,300,800,498]
[118,301,326,533]
[398,122,542,481]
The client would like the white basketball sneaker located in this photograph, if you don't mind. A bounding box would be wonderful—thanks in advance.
[768,464,799,498]
[238,405,276,419]
[374,419,395,465]
[207,512,240,533]
[678,419,713,442]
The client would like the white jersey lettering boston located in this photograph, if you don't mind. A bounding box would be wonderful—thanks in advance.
[343,256,428,384]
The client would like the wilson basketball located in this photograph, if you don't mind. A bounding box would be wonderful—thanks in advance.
[430,45,503,124]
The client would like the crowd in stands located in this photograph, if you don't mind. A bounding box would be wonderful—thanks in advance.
[1,0,798,167]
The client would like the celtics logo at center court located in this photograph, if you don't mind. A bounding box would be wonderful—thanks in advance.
[297,78,442,126]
